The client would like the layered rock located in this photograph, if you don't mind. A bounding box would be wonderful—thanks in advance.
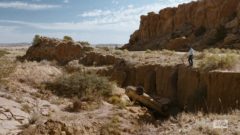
[21,36,92,65]
[123,0,240,51]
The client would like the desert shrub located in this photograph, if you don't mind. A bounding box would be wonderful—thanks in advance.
[114,50,123,55]
[108,95,130,108]
[78,41,90,46]
[0,50,9,58]
[64,60,84,73]
[47,73,113,101]
[199,54,238,71]
[32,35,41,46]
[145,49,152,53]
[194,26,206,37]
[63,35,73,41]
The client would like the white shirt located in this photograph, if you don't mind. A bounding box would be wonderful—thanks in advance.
[188,48,194,56]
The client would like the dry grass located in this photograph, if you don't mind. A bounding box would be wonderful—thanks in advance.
[0,49,10,58]
[9,61,62,87]
[64,60,84,73]
[0,50,16,83]
[199,53,238,71]
[203,48,240,54]
[100,115,121,135]
[161,49,175,56]
[108,95,130,108]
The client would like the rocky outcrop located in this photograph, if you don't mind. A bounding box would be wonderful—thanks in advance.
[107,61,240,112]
[21,36,92,65]
[123,0,240,51]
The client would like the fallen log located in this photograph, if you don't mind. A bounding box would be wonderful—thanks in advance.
[126,86,170,116]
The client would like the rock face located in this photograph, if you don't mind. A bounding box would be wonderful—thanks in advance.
[123,0,240,51]
[108,62,240,112]
[21,36,92,65]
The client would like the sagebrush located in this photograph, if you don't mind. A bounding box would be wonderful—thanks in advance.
[47,73,113,101]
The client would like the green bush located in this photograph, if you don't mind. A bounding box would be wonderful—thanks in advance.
[63,35,73,41]
[47,73,113,101]
[199,54,238,71]
[32,35,41,46]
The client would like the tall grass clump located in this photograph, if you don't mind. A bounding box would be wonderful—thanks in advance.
[47,73,113,101]
[199,53,238,71]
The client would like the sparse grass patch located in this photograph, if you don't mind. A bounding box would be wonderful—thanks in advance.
[0,53,16,83]
[100,115,121,135]
[161,49,175,56]
[199,53,238,71]
[0,49,10,58]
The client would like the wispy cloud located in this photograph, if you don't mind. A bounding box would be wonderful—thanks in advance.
[0,0,196,31]
[63,0,69,4]
[112,0,119,5]
[0,20,134,32]
[0,1,61,10]
[81,9,112,17]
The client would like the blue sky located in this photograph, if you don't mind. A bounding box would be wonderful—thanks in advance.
[0,0,195,44]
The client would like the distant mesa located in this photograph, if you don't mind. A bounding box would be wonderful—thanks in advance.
[19,35,93,65]
[123,0,240,51]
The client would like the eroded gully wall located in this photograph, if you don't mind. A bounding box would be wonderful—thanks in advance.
[109,62,240,112]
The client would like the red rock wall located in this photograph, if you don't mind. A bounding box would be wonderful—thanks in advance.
[207,72,240,112]
[124,0,240,51]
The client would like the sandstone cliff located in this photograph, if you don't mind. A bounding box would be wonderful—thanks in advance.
[123,0,240,51]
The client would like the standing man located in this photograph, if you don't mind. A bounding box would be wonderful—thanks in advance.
[188,46,194,67]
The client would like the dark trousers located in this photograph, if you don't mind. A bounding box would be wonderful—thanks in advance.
[188,55,193,66]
